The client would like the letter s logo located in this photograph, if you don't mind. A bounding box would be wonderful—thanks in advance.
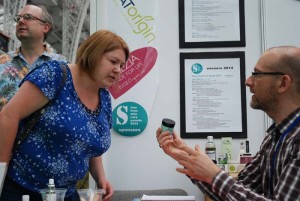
[192,65,198,73]
[191,63,202,74]
[116,106,128,125]
[112,102,148,137]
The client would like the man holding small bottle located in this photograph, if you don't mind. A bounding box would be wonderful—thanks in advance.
[156,46,300,200]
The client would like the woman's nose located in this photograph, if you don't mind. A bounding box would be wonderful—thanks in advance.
[114,65,121,72]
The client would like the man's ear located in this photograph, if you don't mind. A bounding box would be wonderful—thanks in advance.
[278,74,292,93]
[43,23,52,35]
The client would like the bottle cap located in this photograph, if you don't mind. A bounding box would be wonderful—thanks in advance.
[162,118,175,128]
[207,136,213,141]
[49,178,54,185]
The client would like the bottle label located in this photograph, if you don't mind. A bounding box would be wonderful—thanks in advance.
[206,151,216,161]
[218,154,227,164]
[161,125,174,135]
[205,147,216,151]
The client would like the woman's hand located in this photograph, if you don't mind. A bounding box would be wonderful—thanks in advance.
[101,180,113,201]
[89,156,113,201]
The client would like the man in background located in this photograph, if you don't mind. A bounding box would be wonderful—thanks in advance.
[0,4,69,110]
[0,3,92,190]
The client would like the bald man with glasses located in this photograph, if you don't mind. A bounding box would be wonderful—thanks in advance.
[0,4,69,110]
[157,46,300,200]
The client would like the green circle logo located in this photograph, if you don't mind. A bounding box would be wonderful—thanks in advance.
[191,63,203,74]
[112,102,148,136]
[229,165,236,172]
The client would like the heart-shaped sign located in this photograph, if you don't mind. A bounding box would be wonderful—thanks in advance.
[109,46,158,99]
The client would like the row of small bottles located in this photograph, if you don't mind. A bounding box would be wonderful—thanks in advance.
[205,136,251,163]
[22,179,56,201]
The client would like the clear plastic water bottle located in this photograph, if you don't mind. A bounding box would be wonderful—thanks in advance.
[205,136,216,163]
[46,179,56,201]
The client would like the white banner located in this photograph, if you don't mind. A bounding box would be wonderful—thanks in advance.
[97,0,159,136]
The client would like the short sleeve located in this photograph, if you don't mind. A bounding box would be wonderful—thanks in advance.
[19,60,66,100]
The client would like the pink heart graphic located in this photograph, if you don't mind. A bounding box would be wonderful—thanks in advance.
[109,46,158,99]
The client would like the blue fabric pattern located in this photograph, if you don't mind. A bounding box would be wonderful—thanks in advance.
[7,60,112,197]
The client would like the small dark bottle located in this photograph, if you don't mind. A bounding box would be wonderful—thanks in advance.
[161,118,176,134]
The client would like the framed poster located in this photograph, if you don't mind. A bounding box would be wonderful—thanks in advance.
[180,51,247,138]
[179,0,245,48]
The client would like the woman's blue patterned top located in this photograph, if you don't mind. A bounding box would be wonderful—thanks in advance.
[7,60,112,196]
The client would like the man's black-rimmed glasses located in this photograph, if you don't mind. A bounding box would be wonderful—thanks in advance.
[251,72,285,77]
[14,14,47,23]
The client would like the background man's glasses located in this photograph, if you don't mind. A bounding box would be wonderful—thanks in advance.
[251,72,284,78]
[14,14,47,23]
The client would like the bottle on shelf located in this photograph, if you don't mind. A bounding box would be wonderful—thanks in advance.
[205,136,217,163]
[46,178,56,201]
